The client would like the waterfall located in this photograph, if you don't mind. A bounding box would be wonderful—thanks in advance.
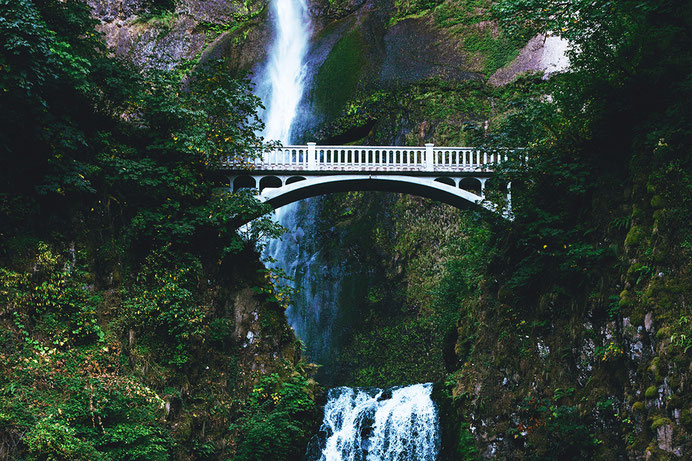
[256,0,310,145]
[256,0,344,374]
[306,383,440,461]
[255,0,314,338]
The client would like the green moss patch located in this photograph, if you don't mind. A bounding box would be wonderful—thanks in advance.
[312,28,368,121]
[645,385,658,399]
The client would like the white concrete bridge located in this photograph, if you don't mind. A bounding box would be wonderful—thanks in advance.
[223,143,513,217]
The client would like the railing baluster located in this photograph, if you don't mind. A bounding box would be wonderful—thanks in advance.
[230,144,506,175]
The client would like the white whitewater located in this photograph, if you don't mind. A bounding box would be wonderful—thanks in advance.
[256,0,312,328]
[257,0,310,144]
[309,383,440,461]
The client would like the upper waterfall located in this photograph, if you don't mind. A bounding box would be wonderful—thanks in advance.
[256,0,316,352]
[258,0,311,144]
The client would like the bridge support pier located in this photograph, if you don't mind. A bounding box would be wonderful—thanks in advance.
[480,178,488,198]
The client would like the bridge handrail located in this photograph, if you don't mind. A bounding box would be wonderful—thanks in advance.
[222,143,512,172]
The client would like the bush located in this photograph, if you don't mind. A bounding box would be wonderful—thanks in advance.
[231,374,317,461]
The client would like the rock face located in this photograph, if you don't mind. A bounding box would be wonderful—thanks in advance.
[380,17,481,85]
[488,33,570,86]
[87,0,270,68]
[88,0,147,21]
[98,14,207,68]
[226,271,302,393]
[198,12,272,77]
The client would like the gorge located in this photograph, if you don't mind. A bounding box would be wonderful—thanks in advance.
[0,0,691,460]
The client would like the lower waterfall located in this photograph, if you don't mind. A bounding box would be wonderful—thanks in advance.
[306,383,440,461]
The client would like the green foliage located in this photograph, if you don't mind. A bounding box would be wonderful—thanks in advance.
[434,0,487,27]
[670,312,692,353]
[24,418,102,460]
[511,395,597,459]
[339,313,458,387]
[254,266,296,310]
[0,1,297,459]
[0,333,172,460]
[231,373,317,461]
[390,0,442,24]
[462,26,522,76]
[123,249,207,366]
[0,243,103,345]
[0,0,279,257]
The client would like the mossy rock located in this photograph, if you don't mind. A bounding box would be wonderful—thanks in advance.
[680,409,692,427]
[619,290,635,309]
[631,205,644,219]
[650,417,672,431]
[648,357,665,384]
[650,195,666,209]
[630,310,645,327]
[656,327,671,340]
[624,225,647,250]
[626,263,647,283]
[312,26,368,121]
[645,385,658,399]
[667,393,680,407]
[652,247,669,263]
[632,401,646,412]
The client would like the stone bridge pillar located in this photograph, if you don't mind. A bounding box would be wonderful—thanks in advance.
[308,142,317,170]
[425,143,434,171]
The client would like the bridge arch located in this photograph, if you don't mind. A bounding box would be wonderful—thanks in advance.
[285,176,306,185]
[459,177,483,195]
[232,174,505,214]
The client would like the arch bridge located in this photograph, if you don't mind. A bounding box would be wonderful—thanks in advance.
[223,143,513,218]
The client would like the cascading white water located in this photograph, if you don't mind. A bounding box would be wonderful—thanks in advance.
[255,0,314,338]
[307,383,440,461]
[256,0,310,144]
[257,0,345,372]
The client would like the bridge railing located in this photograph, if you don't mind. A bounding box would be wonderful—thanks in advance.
[223,143,509,172]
